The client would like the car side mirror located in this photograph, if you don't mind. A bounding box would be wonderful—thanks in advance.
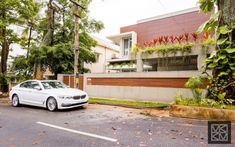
[34,85,42,90]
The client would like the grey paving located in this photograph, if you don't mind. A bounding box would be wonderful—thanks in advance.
[0,103,234,147]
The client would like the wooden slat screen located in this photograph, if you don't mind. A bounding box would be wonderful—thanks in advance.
[88,77,189,88]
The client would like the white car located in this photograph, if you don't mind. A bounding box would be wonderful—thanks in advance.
[9,80,89,111]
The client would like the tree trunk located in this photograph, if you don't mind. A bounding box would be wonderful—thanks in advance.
[26,26,33,58]
[1,10,9,74]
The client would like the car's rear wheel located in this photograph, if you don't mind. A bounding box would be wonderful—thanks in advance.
[47,97,57,111]
[12,94,20,107]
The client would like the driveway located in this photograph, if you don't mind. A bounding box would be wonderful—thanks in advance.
[0,101,234,147]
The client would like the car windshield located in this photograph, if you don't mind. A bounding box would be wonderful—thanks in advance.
[41,81,68,89]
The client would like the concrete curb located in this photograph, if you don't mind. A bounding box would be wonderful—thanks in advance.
[170,104,235,122]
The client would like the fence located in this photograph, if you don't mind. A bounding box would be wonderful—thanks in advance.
[82,71,206,103]
[57,74,84,90]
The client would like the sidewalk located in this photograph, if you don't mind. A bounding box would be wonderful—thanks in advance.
[0,97,11,105]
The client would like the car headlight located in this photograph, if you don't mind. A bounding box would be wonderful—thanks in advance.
[58,95,73,99]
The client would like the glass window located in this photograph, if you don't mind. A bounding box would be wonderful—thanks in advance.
[123,37,132,56]
[41,81,68,89]
[30,81,40,89]
[20,81,31,88]
[95,52,100,63]
[143,55,198,71]
[20,81,40,89]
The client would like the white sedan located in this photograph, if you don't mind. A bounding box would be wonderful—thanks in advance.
[9,80,89,111]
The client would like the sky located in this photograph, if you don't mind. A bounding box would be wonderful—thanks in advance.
[89,0,199,39]
[11,0,199,57]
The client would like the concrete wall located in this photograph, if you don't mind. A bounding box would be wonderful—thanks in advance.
[83,71,207,103]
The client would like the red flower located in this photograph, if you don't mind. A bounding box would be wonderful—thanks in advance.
[191,32,198,42]
[163,36,169,45]
[184,33,189,43]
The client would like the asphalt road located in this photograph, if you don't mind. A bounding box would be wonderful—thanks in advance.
[0,102,234,147]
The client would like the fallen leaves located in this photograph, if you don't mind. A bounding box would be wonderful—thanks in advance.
[184,137,189,141]
[32,141,39,145]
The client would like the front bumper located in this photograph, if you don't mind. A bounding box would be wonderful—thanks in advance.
[61,101,88,107]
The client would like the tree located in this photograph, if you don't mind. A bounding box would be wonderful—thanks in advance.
[31,0,103,79]
[199,0,235,101]
[0,0,40,74]
[10,55,33,78]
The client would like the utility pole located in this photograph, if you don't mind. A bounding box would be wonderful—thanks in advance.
[70,0,85,88]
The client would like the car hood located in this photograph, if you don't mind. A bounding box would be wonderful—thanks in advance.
[44,88,87,96]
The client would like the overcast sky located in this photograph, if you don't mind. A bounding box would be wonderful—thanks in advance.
[11,0,199,57]
[89,0,199,39]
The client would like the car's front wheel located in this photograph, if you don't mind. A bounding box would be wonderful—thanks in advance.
[46,97,57,111]
[12,94,20,107]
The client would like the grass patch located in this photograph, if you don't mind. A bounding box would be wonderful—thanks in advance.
[89,98,169,108]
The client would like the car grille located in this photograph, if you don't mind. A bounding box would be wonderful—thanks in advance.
[73,95,86,100]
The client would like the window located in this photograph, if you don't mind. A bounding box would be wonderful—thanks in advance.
[19,81,40,89]
[95,52,100,63]
[123,37,132,56]
[41,81,68,89]
[20,82,31,88]
[30,81,40,89]
[143,55,198,71]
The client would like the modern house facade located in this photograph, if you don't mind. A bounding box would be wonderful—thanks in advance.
[106,7,211,72]
[61,7,213,103]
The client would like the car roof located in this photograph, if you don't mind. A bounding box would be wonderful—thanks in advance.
[23,80,58,83]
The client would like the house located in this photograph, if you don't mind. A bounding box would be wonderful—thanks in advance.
[106,7,212,72]
[80,7,214,103]
[84,35,120,73]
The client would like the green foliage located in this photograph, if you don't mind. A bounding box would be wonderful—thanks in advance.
[185,76,206,103]
[0,0,41,73]
[8,0,104,78]
[199,0,216,14]
[10,55,33,78]
[143,42,193,56]
[205,25,235,100]
[198,11,219,33]
[174,92,234,109]
[197,0,235,102]
[131,44,141,54]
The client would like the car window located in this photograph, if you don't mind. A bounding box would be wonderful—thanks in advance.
[41,81,68,89]
[30,81,40,89]
[20,82,31,88]
[19,81,40,89]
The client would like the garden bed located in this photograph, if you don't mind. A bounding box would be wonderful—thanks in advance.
[170,104,235,122]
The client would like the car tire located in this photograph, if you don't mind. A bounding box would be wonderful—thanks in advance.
[12,94,20,107]
[46,97,57,111]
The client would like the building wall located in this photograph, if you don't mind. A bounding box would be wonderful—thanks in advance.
[120,10,211,47]
[84,45,119,73]
[83,71,207,103]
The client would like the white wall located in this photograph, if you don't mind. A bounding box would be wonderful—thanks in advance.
[84,45,119,73]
